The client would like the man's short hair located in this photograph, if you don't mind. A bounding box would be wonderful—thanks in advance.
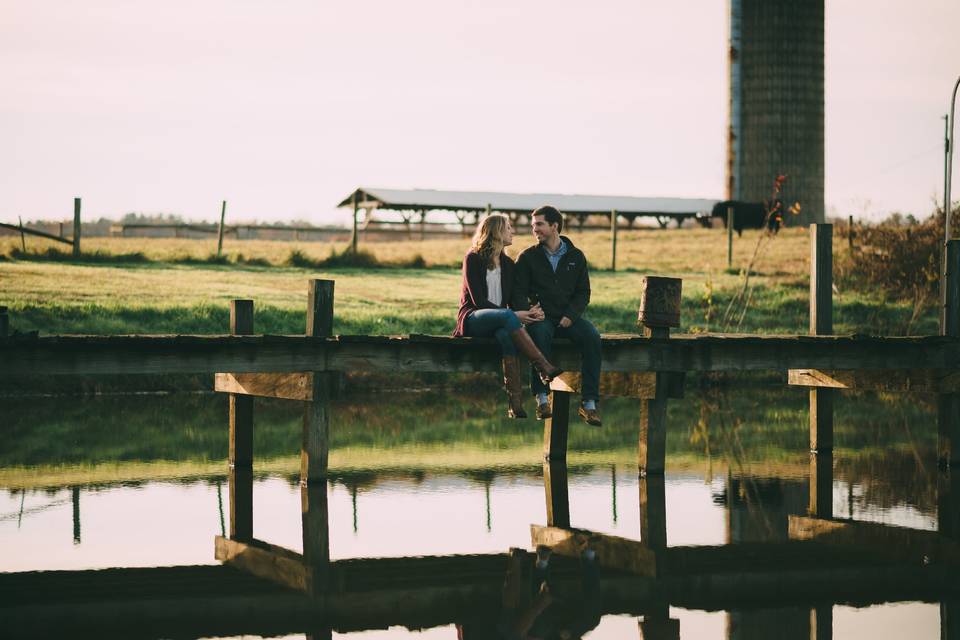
[532,205,564,233]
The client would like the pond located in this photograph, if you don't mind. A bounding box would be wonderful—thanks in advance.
[1,385,954,638]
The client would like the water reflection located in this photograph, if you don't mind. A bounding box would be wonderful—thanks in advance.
[0,387,954,638]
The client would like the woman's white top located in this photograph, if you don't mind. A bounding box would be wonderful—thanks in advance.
[486,265,502,306]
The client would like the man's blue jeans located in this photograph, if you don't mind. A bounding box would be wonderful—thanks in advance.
[464,308,521,356]
[526,317,601,401]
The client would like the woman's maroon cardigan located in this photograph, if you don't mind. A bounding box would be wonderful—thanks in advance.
[453,249,516,337]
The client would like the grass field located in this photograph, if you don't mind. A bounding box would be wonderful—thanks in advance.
[0,227,936,336]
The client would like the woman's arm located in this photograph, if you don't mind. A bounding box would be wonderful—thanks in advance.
[463,252,499,310]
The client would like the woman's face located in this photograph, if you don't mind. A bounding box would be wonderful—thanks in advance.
[500,219,514,246]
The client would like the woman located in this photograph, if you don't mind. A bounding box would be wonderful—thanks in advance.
[454,213,562,418]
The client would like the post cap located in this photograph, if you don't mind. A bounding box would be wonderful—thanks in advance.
[638,276,682,329]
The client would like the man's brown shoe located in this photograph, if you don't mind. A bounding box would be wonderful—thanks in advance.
[536,401,552,420]
[578,403,602,427]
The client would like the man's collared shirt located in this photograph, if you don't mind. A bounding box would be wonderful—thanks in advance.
[542,238,568,272]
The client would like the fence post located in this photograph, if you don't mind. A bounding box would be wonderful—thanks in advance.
[637,276,682,476]
[610,209,618,271]
[228,299,254,541]
[18,216,26,252]
[848,214,854,253]
[303,279,335,483]
[72,197,81,257]
[726,205,734,269]
[0,306,8,337]
[808,223,833,518]
[351,192,359,253]
[217,200,227,257]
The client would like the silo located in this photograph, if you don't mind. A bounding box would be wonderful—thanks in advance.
[728,0,824,226]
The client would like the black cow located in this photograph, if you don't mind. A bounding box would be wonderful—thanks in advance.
[706,200,781,237]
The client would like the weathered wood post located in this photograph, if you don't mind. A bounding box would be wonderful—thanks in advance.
[228,299,254,541]
[610,209,618,272]
[542,461,571,528]
[637,276,682,476]
[727,205,734,269]
[639,475,666,550]
[0,306,8,338]
[216,200,227,257]
[543,389,571,462]
[72,197,81,257]
[938,467,960,540]
[809,224,834,518]
[301,480,330,596]
[71,486,81,544]
[848,214,854,253]
[810,607,833,640]
[350,192,359,253]
[303,279,334,483]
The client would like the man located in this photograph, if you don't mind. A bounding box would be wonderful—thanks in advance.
[512,205,602,426]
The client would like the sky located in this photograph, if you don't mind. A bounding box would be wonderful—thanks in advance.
[2,0,958,225]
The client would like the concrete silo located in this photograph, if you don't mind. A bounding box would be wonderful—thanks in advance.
[728,0,825,226]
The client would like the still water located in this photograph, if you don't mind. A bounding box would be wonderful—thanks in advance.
[0,385,953,638]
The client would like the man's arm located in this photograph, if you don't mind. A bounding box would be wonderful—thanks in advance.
[511,252,532,311]
[562,257,591,322]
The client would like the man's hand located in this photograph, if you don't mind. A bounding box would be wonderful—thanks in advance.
[558,316,573,328]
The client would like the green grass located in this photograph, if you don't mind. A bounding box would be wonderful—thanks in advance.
[0,226,938,336]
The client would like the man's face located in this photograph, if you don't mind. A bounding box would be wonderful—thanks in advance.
[532,214,558,243]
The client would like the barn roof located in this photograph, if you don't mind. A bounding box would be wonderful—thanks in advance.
[337,187,719,217]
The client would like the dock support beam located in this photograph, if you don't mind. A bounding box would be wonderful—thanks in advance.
[543,391,570,462]
[636,276,682,476]
[543,461,570,528]
[303,280,334,483]
[941,243,960,468]
[228,300,255,469]
[639,475,667,550]
[808,225,834,518]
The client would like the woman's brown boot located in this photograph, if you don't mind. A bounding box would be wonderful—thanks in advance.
[502,356,527,418]
[510,328,563,384]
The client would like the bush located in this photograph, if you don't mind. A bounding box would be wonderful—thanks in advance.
[838,208,952,334]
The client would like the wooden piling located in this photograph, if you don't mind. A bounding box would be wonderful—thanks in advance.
[543,391,570,462]
[18,216,26,252]
[848,214,854,252]
[808,450,833,518]
[0,306,8,338]
[301,482,330,594]
[639,475,666,550]
[637,276,682,475]
[303,280,334,483]
[944,240,960,338]
[229,300,254,469]
[229,466,253,541]
[72,197,81,257]
[938,469,960,540]
[543,461,571,528]
[809,224,834,456]
[810,606,833,640]
[610,209,618,272]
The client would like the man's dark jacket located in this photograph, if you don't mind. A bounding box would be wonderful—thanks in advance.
[511,236,590,322]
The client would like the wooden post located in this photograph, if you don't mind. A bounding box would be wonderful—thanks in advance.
[940,394,960,468]
[543,391,571,461]
[18,216,25,252]
[637,276,682,475]
[0,306,8,338]
[217,200,227,257]
[301,481,330,595]
[848,214,854,253]
[941,601,960,640]
[810,224,833,335]
[71,486,81,544]
[229,466,253,541]
[639,475,666,550]
[808,450,833,518]
[943,240,960,338]
[58,221,64,239]
[938,469,960,539]
[809,224,834,460]
[638,616,680,640]
[726,205,734,269]
[229,300,254,469]
[543,461,571,528]
[72,197,81,257]
[303,280,334,483]
[350,192,359,253]
[610,209,618,271]
[810,606,833,640]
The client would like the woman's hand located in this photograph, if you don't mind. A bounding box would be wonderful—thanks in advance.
[516,304,544,325]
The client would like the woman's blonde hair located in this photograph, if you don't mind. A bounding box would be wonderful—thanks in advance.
[471,213,509,269]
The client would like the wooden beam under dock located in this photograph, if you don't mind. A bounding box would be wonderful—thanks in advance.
[4,334,960,376]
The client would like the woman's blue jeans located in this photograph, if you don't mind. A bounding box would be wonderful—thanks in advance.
[464,309,521,356]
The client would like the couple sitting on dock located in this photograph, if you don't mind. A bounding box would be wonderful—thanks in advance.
[454,205,602,426]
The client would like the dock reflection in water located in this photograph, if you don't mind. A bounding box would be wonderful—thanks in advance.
[0,388,956,638]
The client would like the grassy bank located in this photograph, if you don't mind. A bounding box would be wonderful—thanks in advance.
[0,227,936,336]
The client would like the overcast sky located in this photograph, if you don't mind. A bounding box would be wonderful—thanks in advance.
[2,0,958,224]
